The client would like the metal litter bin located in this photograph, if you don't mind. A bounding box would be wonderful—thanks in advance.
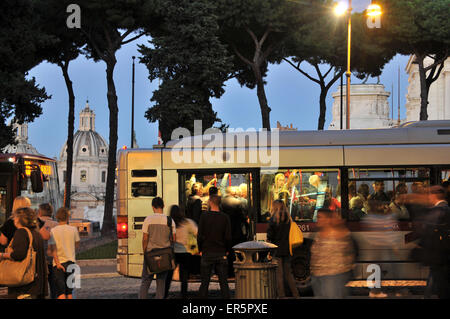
[233,241,278,299]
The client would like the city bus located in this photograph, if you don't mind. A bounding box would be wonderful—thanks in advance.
[116,120,450,287]
[0,153,62,227]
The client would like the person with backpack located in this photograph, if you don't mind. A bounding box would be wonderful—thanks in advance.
[139,197,176,299]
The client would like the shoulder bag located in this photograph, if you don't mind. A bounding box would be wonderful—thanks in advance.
[289,219,304,256]
[0,227,36,287]
[144,216,176,274]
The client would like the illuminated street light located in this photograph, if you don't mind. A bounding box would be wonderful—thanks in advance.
[334,2,348,16]
[367,3,382,17]
[335,1,382,129]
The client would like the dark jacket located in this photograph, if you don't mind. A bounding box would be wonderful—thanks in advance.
[187,196,202,225]
[418,202,450,266]
[221,196,247,245]
[8,228,48,298]
[267,218,291,257]
[197,210,232,255]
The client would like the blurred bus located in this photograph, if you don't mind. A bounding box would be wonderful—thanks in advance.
[0,153,62,226]
[116,121,450,286]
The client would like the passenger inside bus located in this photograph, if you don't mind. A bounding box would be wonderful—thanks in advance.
[261,170,340,223]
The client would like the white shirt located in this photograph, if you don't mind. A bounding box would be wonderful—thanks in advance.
[49,224,80,265]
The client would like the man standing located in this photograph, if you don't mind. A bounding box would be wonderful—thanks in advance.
[420,186,450,299]
[139,197,176,299]
[48,207,80,299]
[37,203,58,299]
[197,195,232,299]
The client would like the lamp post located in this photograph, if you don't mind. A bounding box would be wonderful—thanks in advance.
[335,1,382,130]
[345,0,352,130]
[131,56,135,148]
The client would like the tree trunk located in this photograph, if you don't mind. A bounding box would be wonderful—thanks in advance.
[417,55,429,121]
[61,62,75,209]
[253,67,271,130]
[318,88,327,130]
[102,57,118,236]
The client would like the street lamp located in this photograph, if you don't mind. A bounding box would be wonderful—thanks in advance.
[334,1,382,130]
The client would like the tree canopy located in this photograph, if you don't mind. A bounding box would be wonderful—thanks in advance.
[139,0,233,143]
[0,0,50,150]
[376,0,450,120]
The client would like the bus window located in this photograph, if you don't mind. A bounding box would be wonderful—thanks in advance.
[20,161,62,211]
[348,167,430,221]
[442,169,450,183]
[131,182,157,197]
[260,169,340,223]
[181,172,252,227]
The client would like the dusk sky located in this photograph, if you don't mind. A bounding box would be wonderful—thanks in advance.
[26,0,411,159]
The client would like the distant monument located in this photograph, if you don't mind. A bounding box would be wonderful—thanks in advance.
[57,101,112,226]
[328,84,393,130]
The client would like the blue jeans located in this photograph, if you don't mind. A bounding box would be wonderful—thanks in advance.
[139,259,168,299]
[311,271,351,298]
[198,253,230,299]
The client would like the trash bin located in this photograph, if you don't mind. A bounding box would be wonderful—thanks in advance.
[233,241,278,299]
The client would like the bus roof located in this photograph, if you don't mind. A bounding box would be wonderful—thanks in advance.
[163,120,450,149]
[0,153,57,163]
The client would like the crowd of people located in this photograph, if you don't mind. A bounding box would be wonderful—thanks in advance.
[0,196,80,299]
[140,195,232,299]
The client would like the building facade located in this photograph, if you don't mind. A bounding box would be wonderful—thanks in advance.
[328,84,393,130]
[57,102,109,221]
[405,56,450,121]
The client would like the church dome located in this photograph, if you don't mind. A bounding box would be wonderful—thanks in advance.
[59,102,108,161]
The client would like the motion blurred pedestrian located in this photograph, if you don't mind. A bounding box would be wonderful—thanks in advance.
[0,207,48,299]
[266,200,300,298]
[164,205,198,299]
[418,186,449,299]
[361,199,399,298]
[310,208,355,298]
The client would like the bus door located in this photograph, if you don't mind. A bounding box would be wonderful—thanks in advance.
[178,169,258,240]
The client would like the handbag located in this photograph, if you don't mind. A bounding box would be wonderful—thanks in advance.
[186,231,199,255]
[144,216,175,274]
[289,219,303,256]
[0,227,36,287]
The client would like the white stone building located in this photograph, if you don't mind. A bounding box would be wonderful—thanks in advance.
[2,122,41,155]
[328,84,393,130]
[57,102,109,221]
[405,56,450,121]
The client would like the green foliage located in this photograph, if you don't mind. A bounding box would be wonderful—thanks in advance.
[0,0,51,150]
[77,240,118,260]
[139,0,233,143]
[376,0,450,55]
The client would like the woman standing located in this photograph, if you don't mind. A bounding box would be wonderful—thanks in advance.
[0,196,31,246]
[164,205,198,299]
[310,209,355,298]
[0,207,48,299]
[266,200,300,298]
